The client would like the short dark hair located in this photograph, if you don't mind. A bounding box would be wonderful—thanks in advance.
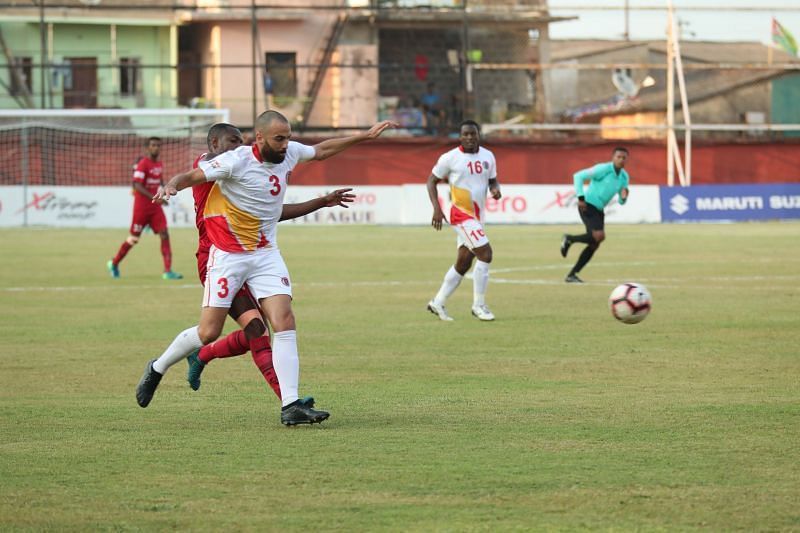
[255,110,289,131]
[459,119,481,133]
[613,146,629,154]
[145,136,161,146]
[206,122,239,150]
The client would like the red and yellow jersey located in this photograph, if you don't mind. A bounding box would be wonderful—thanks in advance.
[133,157,163,199]
[197,142,316,253]
[432,145,497,225]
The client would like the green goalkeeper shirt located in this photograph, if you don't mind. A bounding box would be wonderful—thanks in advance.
[573,162,630,210]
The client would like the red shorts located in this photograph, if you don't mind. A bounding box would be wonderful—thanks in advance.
[130,203,167,236]
[196,247,210,284]
[196,245,256,306]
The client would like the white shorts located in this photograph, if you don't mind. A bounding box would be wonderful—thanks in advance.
[453,218,490,250]
[202,245,292,308]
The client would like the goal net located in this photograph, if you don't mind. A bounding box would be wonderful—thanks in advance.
[0,108,229,187]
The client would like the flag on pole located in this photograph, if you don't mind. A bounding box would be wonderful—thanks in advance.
[772,18,798,56]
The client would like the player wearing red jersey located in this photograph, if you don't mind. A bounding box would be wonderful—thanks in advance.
[107,137,183,280]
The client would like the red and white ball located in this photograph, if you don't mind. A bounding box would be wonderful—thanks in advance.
[609,283,652,324]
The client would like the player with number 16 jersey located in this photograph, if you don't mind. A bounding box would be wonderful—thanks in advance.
[426,120,502,322]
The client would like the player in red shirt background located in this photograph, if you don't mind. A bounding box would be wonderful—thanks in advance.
[107,136,183,280]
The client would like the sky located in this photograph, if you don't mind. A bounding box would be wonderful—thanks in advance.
[547,0,800,45]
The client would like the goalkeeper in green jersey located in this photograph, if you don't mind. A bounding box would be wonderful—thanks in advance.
[561,147,630,283]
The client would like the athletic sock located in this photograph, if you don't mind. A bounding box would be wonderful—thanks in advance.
[472,260,490,307]
[160,238,172,272]
[112,242,132,265]
[571,245,597,276]
[434,266,463,305]
[198,329,248,363]
[250,336,281,399]
[153,326,202,374]
[569,233,593,244]
[272,330,299,407]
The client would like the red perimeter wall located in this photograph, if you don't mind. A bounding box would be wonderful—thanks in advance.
[2,138,798,186]
[289,139,800,186]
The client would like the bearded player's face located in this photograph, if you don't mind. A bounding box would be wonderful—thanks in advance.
[257,121,291,164]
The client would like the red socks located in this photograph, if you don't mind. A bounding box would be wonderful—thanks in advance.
[160,238,172,272]
[196,330,281,400]
[198,329,248,363]
[113,238,172,271]
[250,336,281,399]
[112,241,132,265]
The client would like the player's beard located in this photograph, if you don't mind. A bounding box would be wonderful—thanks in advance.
[262,144,286,164]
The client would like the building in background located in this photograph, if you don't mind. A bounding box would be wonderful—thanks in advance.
[177,0,565,129]
[550,40,800,139]
[0,0,177,110]
[5,1,797,136]
[1,0,565,130]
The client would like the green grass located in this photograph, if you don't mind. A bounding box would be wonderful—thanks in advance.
[1,223,799,531]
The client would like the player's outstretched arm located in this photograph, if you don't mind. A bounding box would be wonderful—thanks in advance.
[427,173,448,231]
[311,120,398,161]
[153,168,207,203]
[279,188,356,221]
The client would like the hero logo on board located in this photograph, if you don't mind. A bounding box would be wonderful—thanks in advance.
[485,196,527,213]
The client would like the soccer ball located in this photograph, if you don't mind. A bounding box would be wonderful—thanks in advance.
[608,283,652,324]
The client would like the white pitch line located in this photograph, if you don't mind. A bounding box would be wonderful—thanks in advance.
[0,280,438,293]
[3,274,798,293]
[490,257,800,275]
[491,260,662,274]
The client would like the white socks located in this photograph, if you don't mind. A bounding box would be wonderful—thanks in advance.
[272,330,300,406]
[473,260,490,307]
[153,326,202,374]
[434,266,463,305]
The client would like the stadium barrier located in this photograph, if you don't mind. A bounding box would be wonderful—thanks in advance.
[2,183,798,228]
[659,183,800,222]
[0,184,661,228]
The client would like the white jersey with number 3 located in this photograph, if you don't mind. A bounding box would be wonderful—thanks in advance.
[432,145,497,225]
[198,141,315,253]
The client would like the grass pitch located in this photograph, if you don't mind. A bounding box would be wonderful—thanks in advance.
[1,223,798,531]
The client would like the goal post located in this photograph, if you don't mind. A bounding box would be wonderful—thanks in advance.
[0,108,230,188]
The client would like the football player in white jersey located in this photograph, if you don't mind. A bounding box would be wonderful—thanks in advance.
[426,120,502,321]
[136,111,396,426]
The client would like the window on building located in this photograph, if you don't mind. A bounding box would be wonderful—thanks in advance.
[265,52,297,97]
[119,57,141,96]
[9,57,33,95]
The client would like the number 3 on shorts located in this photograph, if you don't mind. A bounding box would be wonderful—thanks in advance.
[217,277,229,298]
